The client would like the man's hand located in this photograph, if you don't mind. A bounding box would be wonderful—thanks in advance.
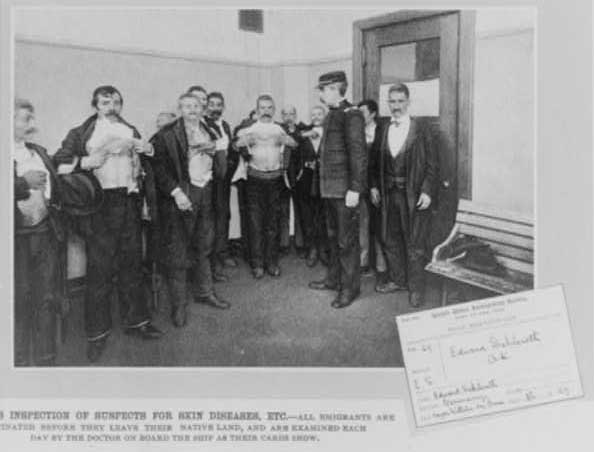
[302,129,320,139]
[370,187,381,207]
[23,170,47,190]
[282,135,297,147]
[345,190,360,208]
[416,192,432,210]
[173,189,192,212]
[133,139,154,155]
[81,152,108,170]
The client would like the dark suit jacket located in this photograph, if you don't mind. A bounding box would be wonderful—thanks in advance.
[149,118,226,265]
[370,116,438,243]
[318,99,366,198]
[206,117,239,180]
[14,142,64,240]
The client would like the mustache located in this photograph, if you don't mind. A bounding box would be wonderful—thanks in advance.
[261,113,272,118]
[25,127,38,135]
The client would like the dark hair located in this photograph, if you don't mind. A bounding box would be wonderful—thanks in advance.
[91,85,123,108]
[207,91,225,105]
[187,85,207,95]
[15,98,34,113]
[358,99,379,115]
[256,94,274,108]
[388,83,410,99]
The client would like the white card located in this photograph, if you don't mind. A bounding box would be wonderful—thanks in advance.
[396,286,583,427]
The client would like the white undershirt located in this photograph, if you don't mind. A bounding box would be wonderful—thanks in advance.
[387,114,411,158]
[86,117,138,192]
[365,121,377,145]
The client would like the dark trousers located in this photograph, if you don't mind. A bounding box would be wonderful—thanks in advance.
[14,227,58,366]
[296,187,327,253]
[85,189,150,340]
[383,188,429,293]
[246,175,282,269]
[213,175,232,265]
[164,183,215,307]
[324,198,361,294]
[279,185,291,249]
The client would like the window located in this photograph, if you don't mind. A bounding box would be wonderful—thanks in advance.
[239,10,263,34]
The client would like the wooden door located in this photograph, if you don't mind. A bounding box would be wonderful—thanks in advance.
[353,10,475,247]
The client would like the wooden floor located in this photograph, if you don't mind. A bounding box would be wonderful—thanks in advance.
[55,252,443,367]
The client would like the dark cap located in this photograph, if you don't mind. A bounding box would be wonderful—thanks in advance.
[57,171,104,216]
[317,71,347,89]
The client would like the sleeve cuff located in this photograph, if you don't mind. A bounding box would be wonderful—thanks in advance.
[171,187,182,197]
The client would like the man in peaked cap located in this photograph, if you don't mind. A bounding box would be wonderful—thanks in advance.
[308,71,367,308]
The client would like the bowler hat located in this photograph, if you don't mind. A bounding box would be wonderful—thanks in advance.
[57,171,104,216]
[317,71,347,88]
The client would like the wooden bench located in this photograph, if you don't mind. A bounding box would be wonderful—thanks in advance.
[425,201,534,305]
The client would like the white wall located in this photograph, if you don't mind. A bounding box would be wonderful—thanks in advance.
[15,40,270,154]
[14,8,268,64]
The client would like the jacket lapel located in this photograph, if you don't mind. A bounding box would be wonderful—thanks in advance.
[168,118,187,182]
[402,117,418,155]
[27,143,59,201]
[81,114,98,154]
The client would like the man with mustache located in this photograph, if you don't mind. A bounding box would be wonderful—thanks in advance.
[206,91,238,278]
[13,98,64,366]
[150,92,230,328]
[236,94,296,279]
[54,85,163,363]
[308,71,366,309]
[369,83,438,308]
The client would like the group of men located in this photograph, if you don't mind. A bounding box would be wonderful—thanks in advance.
[13,69,438,366]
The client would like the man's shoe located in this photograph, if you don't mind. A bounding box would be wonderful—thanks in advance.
[125,322,164,340]
[252,267,265,279]
[306,249,318,267]
[308,279,338,291]
[223,256,238,268]
[196,293,231,310]
[361,265,373,277]
[409,292,424,308]
[331,290,360,309]
[171,305,188,328]
[375,281,407,294]
[266,265,281,277]
[87,337,108,363]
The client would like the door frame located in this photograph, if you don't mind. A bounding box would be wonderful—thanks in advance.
[353,9,476,200]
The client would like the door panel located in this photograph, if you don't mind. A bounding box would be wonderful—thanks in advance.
[356,11,469,248]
